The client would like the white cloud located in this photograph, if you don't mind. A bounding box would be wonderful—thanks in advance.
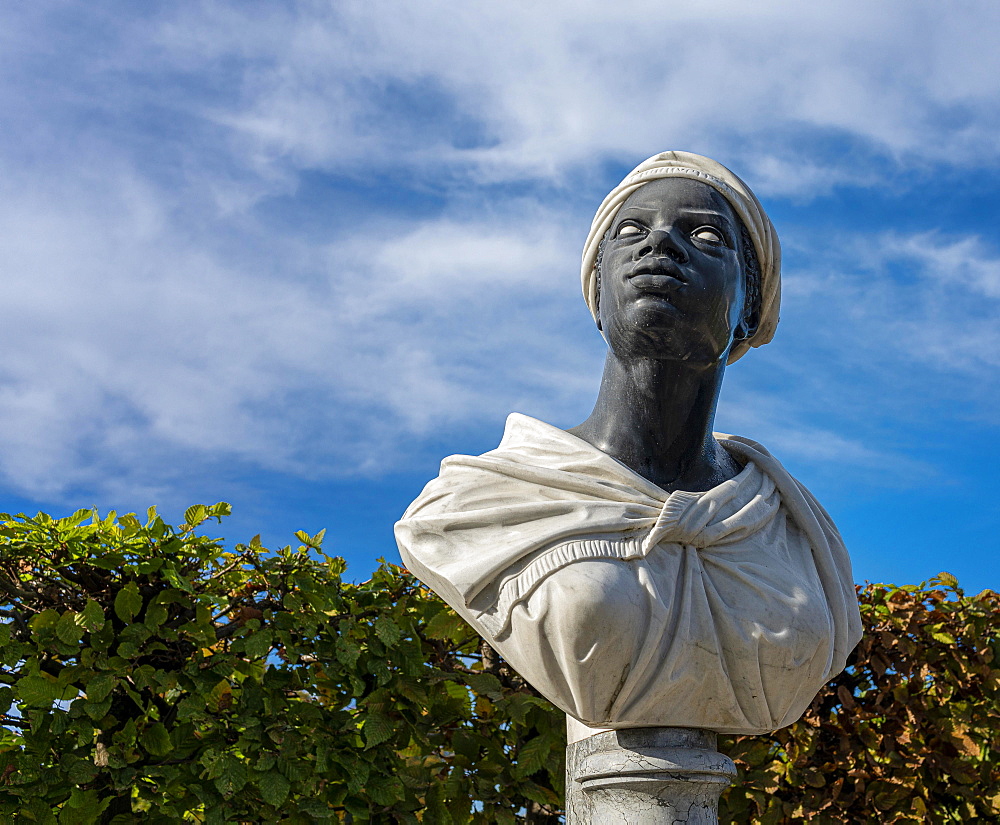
[882,233,1000,300]
[796,229,1000,373]
[136,0,1000,196]
[2,0,999,508]
[719,226,1000,470]
[0,157,599,498]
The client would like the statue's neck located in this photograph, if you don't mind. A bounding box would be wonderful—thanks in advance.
[568,352,736,492]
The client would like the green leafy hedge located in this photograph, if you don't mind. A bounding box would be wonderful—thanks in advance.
[0,506,996,823]
[0,506,562,824]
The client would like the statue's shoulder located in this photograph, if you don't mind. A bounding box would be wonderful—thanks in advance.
[433,413,590,479]
[400,414,561,520]
[717,433,844,547]
[401,412,650,524]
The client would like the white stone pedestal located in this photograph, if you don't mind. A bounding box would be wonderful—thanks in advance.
[565,725,736,824]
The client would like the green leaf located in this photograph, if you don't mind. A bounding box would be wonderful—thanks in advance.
[444,679,472,703]
[144,602,168,628]
[424,608,468,641]
[56,611,84,645]
[206,679,233,712]
[211,501,231,515]
[243,629,272,659]
[363,711,394,748]
[136,557,164,575]
[30,608,60,634]
[67,508,95,526]
[466,672,503,701]
[259,771,290,807]
[91,552,126,570]
[452,728,481,760]
[90,620,114,652]
[66,756,99,786]
[213,756,248,795]
[17,673,63,706]
[519,779,559,807]
[336,637,361,668]
[63,787,110,816]
[84,696,112,721]
[86,673,116,703]
[494,809,516,825]
[366,774,405,806]
[254,751,277,772]
[81,599,105,632]
[185,505,206,527]
[935,571,959,588]
[0,687,13,715]
[140,722,172,757]
[163,567,194,593]
[514,735,550,779]
[373,616,401,646]
[118,513,142,534]
[114,582,142,622]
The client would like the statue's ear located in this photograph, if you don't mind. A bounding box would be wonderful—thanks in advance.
[593,271,602,332]
[735,224,762,344]
[594,240,605,332]
[735,302,759,342]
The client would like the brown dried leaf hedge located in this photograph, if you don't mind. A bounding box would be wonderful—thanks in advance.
[721,574,1000,823]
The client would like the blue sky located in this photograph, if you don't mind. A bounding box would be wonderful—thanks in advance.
[1,2,998,592]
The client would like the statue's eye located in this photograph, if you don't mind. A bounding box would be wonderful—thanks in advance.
[617,223,645,238]
[692,226,723,244]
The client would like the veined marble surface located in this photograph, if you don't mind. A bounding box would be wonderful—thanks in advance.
[396,413,862,734]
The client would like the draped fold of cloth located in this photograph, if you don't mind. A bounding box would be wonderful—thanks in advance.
[395,414,863,735]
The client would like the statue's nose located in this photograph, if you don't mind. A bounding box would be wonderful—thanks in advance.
[635,228,688,264]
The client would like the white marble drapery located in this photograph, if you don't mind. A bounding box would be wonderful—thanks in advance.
[395,414,862,735]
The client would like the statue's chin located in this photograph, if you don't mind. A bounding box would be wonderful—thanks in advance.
[604,303,733,366]
[606,328,730,367]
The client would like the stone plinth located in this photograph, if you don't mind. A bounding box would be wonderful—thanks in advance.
[565,727,736,824]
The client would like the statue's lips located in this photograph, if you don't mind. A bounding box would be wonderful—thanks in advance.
[627,266,686,295]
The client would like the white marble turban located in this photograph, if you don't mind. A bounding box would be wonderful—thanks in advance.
[581,151,782,365]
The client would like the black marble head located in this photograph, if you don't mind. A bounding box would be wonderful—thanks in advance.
[595,178,761,367]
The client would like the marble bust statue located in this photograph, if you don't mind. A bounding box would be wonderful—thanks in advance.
[395,152,863,736]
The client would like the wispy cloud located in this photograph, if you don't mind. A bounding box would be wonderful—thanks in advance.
[784,229,1000,374]
[1,0,999,510]
[0,162,596,498]
[142,1,1000,193]
[716,225,1000,486]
